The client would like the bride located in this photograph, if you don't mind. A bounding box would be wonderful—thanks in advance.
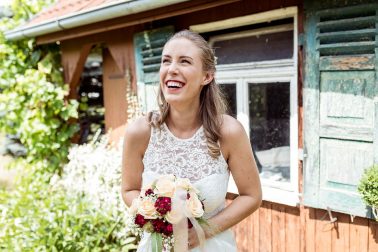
[121,30,262,251]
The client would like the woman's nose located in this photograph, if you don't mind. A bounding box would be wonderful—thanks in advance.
[167,61,179,74]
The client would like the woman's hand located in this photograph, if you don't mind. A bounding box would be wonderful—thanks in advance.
[188,226,200,250]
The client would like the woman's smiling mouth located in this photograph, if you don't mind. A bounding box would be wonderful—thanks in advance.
[166,80,185,89]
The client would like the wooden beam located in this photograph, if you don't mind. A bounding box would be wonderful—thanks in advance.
[106,29,137,91]
[60,41,93,99]
[102,48,128,132]
[36,0,239,45]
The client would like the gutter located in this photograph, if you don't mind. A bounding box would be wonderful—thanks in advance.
[5,0,189,41]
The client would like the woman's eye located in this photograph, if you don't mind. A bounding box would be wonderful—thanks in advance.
[162,59,170,64]
[181,60,190,64]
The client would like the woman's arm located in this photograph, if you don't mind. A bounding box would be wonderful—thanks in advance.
[121,116,151,207]
[189,115,262,248]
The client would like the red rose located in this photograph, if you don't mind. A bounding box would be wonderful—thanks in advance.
[187,193,190,199]
[155,197,172,215]
[152,219,166,233]
[135,214,148,227]
[145,189,154,196]
[164,223,173,236]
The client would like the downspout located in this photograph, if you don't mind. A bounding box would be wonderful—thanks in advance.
[5,0,189,41]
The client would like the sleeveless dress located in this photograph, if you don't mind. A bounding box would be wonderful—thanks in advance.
[137,115,237,252]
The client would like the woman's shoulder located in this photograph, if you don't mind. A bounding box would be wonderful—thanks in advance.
[124,114,151,145]
[220,114,247,140]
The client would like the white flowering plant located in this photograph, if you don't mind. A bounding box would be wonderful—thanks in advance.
[52,131,137,247]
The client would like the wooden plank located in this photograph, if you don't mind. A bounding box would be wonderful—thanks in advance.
[331,212,350,252]
[271,204,285,252]
[318,41,375,55]
[305,207,316,252]
[317,16,376,30]
[253,205,260,252]
[259,201,272,252]
[319,55,375,71]
[102,48,128,131]
[368,220,378,252]
[316,3,378,18]
[349,216,368,252]
[317,28,376,43]
[285,206,300,252]
[315,209,332,252]
[234,214,250,252]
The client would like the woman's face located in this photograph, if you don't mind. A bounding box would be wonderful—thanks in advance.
[159,38,212,107]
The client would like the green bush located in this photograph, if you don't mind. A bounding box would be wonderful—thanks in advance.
[0,0,79,174]
[0,68,79,173]
[358,164,378,219]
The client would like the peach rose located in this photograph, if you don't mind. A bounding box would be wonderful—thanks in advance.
[155,177,176,197]
[128,198,140,215]
[138,197,157,219]
[186,193,204,218]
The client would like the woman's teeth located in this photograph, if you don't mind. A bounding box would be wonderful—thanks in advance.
[167,81,184,88]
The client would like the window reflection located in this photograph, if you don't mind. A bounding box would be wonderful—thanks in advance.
[248,82,290,182]
[219,84,237,118]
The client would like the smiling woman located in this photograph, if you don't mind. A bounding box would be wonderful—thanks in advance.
[121,30,262,252]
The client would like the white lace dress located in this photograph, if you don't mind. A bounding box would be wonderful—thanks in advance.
[137,118,237,252]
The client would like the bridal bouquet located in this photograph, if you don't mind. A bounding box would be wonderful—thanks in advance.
[128,175,207,252]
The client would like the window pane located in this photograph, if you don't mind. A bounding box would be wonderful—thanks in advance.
[249,82,290,182]
[219,83,237,118]
[213,31,293,64]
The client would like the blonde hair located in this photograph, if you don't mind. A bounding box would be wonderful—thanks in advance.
[149,30,227,158]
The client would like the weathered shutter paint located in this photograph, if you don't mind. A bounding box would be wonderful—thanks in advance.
[133,26,174,112]
[303,3,378,218]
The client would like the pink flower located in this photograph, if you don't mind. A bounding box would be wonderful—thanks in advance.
[135,214,148,227]
[155,197,172,215]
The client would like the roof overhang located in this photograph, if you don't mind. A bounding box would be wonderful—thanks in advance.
[4,0,189,41]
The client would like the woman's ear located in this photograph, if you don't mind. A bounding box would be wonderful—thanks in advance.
[202,72,214,86]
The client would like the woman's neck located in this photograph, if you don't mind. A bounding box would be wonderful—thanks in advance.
[166,106,201,133]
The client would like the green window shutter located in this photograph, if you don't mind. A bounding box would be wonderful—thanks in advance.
[303,3,378,218]
[133,26,174,85]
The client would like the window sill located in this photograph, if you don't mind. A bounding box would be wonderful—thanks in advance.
[227,176,300,207]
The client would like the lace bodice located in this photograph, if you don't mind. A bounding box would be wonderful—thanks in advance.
[142,116,230,219]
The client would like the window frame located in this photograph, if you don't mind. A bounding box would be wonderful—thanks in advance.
[191,7,299,206]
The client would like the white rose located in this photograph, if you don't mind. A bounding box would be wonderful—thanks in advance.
[138,197,157,219]
[166,209,184,224]
[186,193,204,218]
[175,178,192,191]
[128,198,140,215]
[155,178,176,197]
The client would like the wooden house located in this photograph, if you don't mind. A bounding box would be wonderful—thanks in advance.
[5,0,378,250]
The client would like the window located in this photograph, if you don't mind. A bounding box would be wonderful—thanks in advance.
[192,7,299,205]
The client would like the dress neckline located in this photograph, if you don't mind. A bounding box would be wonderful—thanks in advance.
[162,122,203,141]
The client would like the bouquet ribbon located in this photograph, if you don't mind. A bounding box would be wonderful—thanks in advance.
[172,189,206,252]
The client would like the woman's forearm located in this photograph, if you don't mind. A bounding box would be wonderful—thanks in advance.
[122,190,141,207]
[205,195,261,238]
